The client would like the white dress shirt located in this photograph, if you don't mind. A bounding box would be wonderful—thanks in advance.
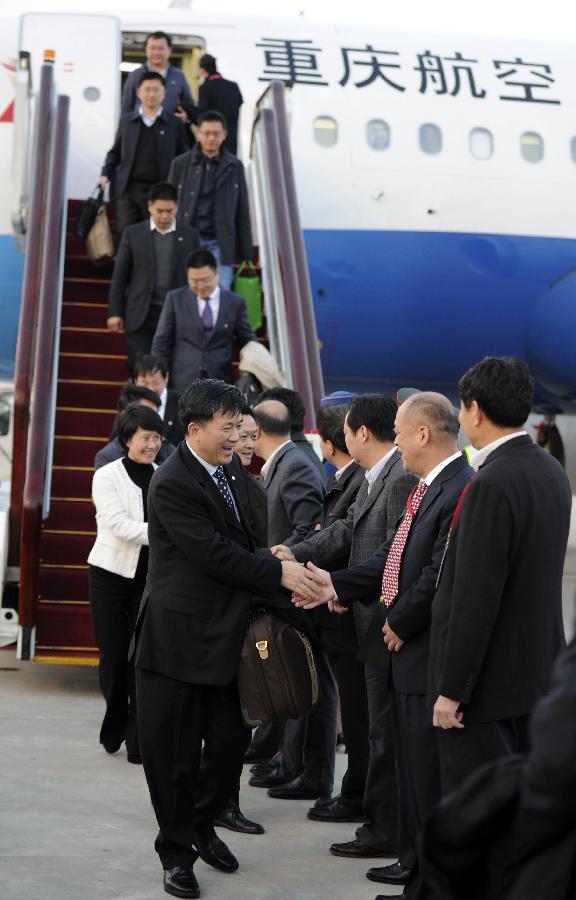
[186,442,239,518]
[469,431,528,470]
[424,451,463,486]
[197,285,220,326]
[158,387,168,421]
[334,459,356,482]
[150,217,176,235]
[260,440,292,480]
[138,104,163,127]
[365,446,398,494]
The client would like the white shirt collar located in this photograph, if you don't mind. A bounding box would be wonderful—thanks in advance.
[158,386,168,419]
[150,217,176,235]
[260,440,292,479]
[469,431,528,471]
[334,458,355,482]
[364,446,397,493]
[139,104,163,126]
[424,451,463,486]
[186,441,219,476]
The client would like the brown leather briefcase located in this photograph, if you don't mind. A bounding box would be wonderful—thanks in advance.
[237,609,318,727]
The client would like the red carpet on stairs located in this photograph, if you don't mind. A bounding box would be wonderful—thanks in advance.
[35,200,124,664]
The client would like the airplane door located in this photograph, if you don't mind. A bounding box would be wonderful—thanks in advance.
[19,13,120,199]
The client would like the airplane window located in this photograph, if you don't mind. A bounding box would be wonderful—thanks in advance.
[469,128,493,160]
[366,119,390,150]
[313,116,338,147]
[571,137,576,162]
[419,123,442,155]
[520,132,544,163]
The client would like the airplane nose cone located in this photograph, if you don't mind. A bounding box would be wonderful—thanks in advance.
[526,270,576,399]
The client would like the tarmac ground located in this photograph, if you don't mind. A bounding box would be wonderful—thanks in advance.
[0,649,399,900]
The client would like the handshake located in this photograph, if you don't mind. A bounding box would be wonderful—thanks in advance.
[276,545,348,614]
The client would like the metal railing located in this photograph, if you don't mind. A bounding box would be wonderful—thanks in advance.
[250,81,325,428]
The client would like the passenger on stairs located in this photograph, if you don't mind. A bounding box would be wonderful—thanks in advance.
[106,182,200,372]
[98,72,189,233]
[121,31,197,125]
[95,385,175,470]
[133,354,184,447]
[88,404,165,764]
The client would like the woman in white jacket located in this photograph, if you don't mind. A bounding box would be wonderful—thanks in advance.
[88,404,165,763]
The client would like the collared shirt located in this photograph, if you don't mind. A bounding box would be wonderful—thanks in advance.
[186,442,239,517]
[138,104,163,127]
[334,458,356,483]
[158,387,168,421]
[364,446,397,494]
[150,217,176,235]
[197,285,220,325]
[424,451,463,486]
[469,431,528,470]
[260,440,292,480]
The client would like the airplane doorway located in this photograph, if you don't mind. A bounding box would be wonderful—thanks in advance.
[120,31,205,101]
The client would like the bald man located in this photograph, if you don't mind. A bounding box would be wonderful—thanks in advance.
[253,399,325,547]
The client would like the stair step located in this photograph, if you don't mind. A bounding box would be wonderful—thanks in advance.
[65,256,115,280]
[39,564,90,601]
[55,407,116,438]
[53,435,106,467]
[40,531,94,566]
[43,499,95,532]
[57,379,123,409]
[34,647,99,665]
[50,466,93,499]
[61,302,109,329]
[36,601,96,650]
[59,326,125,356]
[63,279,110,303]
[58,353,127,381]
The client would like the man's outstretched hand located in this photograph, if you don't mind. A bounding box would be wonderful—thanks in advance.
[291,562,340,610]
[280,560,321,602]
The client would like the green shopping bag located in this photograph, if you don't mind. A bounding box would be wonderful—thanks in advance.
[233,261,262,332]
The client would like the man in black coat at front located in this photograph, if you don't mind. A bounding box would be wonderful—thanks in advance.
[99,72,189,233]
[168,111,252,290]
[430,356,571,794]
[133,379,319,899]
[151,248,255,393]
[107,183,200,371]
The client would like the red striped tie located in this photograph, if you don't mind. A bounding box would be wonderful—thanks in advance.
[380,480,428,607]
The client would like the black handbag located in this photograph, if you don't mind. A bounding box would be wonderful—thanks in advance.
[74,187,104,239]
[237,609,318,727]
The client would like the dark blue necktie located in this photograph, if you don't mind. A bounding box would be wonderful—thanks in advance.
[213,466,237,516]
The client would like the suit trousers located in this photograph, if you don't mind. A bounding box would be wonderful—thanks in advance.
[116,180,151,234]
[89,564,143,756]
[125,304,163,373]
[276,651,337,793]
[355,661,398,851]
[136,667,251,869]
[328,651,370,803]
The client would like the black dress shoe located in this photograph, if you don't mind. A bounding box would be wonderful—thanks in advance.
[330,838,397,859]
[267,777,329,800]
[248,769,287,788]
[249,759,278,776]
[243,748,273,764]
[194,830,239,873]
[101,740,122,754]
[214,805,265,835]
[163,866,200,898]
[127,753,142,764]
[307,794,365,822]
[374,895,405,899]
[367,862,411,884]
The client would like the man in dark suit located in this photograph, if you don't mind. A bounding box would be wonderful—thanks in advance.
[273,394,417,859]
[107,183,200,370]
[168,111,252,290]
[94,389,176,470]
[121,31,196,123]
[98,72,189,233]
[151,248,255,393]
[257,386,328,487]
[133,379,319,899]
[133,354,184,447]
[295,393,473,898]
[198,54,243,155]
[252,399,325,548]
[430,356,571,794]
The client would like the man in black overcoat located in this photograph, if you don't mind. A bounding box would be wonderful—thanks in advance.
[133,379,318,899]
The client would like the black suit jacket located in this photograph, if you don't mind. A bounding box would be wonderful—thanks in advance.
[101,109,189,200]
[429,435,571,723]
[162,389,184,446]
[198,75,243,155]
[134,444,282,685]
[151,286,256,392]
[108,221,200,332]
[333,455,473,693]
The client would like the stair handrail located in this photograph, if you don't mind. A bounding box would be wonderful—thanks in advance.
[8,61,55,571]
[250,82,324,428]
[18,94,70,661]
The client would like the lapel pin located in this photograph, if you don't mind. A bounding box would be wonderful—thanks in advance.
[160,130,165,135]
[178,236,183,241]
[224,323,229,329]
[231,475,236,480]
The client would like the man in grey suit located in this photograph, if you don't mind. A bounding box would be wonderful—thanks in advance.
[273,394,417,858]
[252,399,325,547]
[151,248,255,393]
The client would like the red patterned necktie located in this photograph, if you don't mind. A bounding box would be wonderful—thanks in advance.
[380,480,428,607]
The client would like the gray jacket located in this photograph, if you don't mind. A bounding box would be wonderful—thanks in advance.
[262,442,325,547]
